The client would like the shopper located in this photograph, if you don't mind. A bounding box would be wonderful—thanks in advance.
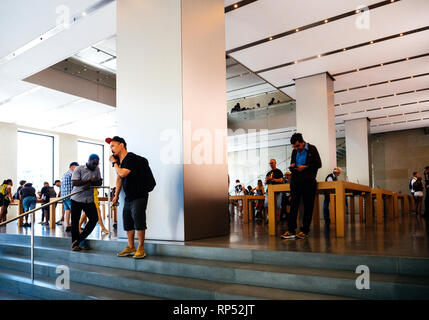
[70,155,102,251]
[413,177,424,216]
[20,183,37,227]
[424,166,429,217]
[409,172,418,212]
[251,179,265,220]
[0,179,13,223]
[323,168,342,224]
[107,136,156,259]
[57,162,79,231]
[281,133,321,240]
[265,159,284,223]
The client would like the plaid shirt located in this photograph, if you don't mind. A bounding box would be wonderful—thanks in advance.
[60,170,73,197]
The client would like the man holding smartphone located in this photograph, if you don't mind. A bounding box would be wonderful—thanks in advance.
[106,136,156,259]
[70,154,102,251]
[281,133,321,240]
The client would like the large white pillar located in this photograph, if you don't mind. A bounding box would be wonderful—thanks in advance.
[116,0,228,241]
[295,73,336,180]
[345,118,372,186]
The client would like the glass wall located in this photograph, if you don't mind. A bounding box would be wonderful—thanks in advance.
[228,144,292,193]
[17,131,54,192]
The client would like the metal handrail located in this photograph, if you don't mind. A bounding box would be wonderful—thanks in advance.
[0,185,112,283]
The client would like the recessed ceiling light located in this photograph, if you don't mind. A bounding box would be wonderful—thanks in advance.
[82,11,87,16]
[370,40,374,44]
[399,33,404,36]
[343,48,346,51]
[317,54,322,58]
[294,61,298,64]
[269,37,273,40]
[380,63,383,66]
[356,68,360,72]
[356,9,360,13]
[324,19,328,23]
[295,28,299,32]
[234,3,238,8]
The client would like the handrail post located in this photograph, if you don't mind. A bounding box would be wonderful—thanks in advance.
[31,210,34,283]
[107,187,111,240]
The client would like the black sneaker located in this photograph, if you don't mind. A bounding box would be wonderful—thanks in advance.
[71,240,81,251]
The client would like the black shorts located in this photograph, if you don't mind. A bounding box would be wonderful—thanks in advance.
[123,196,148,231]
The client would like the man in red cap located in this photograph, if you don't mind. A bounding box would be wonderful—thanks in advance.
[106,136,156,259]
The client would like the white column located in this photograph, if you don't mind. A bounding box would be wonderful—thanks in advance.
[295,73,336,180]
[345,118,372,186]
[116,0,228,241]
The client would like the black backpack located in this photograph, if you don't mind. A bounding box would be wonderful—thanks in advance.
[137,155,156,193]
[48,187,57,198]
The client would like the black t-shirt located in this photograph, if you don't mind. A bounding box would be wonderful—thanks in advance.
[266,169,284,184]
[40,186,50,202]
[120,152,148,201]
[20,186,36,199]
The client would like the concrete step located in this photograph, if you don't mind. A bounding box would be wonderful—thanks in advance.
[0,255,349,300]
[1,244,429,299]
[0,267,161,300]
[0,233,427,277]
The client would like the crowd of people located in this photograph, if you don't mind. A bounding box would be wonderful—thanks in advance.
[230,98,281,113]
[0,135,156,259]
[231,132,429,240]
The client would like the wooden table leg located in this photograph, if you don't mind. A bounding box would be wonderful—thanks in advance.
[365,193,373,226]
[329,194,336,223]
[376,193,384,224]
[409,195,415,212]
[349,195,355,222]
[392,194,398,218]
[359,195,364,222]
[243,197,248,224]
[335,183,346,237]
[403,196,409,214]
[268,188,276,235]
[49,203,56,229]
[313,194,320,228]
[102,204,106,220]
[17,201,23,227]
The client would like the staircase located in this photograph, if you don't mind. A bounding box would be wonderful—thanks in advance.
[0,233,428,300]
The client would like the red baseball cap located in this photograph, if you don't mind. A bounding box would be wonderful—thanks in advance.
[105,136,127,147]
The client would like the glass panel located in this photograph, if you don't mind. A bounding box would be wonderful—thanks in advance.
[17,131,54,192]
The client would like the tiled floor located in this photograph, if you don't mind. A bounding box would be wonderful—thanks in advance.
[1,211,428,258]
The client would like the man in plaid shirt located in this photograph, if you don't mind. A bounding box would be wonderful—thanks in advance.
[56,162,79,232]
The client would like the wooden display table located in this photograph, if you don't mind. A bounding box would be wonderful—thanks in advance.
[10,199,44,227]
[394,193,410,217]
[371,189,394,223]
[229,195,265,223]
[268,181,372,238]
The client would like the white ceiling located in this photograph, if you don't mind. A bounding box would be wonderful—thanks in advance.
[0,0,116,140]
[226,0,429,134]
[0,0,428,140]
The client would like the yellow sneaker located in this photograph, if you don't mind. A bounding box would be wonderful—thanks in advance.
[117,246,136,257]
[133,246,147,259]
